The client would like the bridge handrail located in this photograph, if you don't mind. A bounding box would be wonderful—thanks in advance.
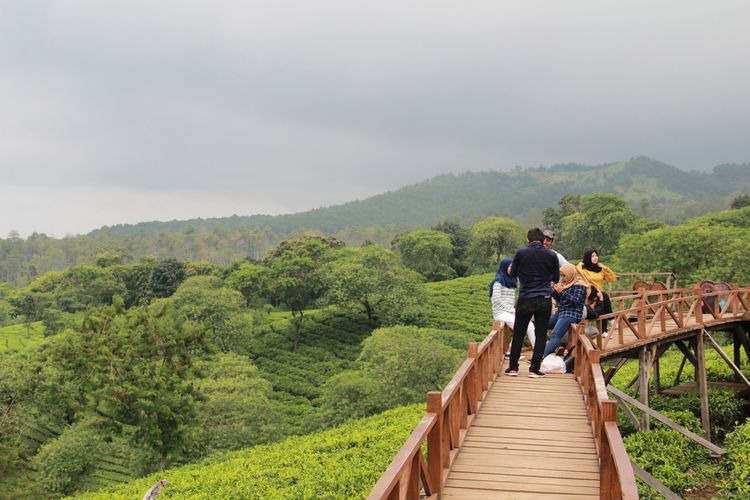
[572,327,638,499]
[592,284,750,349]
[367,324,508,499]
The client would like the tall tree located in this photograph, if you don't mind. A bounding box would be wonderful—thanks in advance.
[432,220,470,277]
[394,230,455,282]
[321,246,423,324]
[466,217,526,273]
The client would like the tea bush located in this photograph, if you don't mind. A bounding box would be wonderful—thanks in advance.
[719,419,750,498]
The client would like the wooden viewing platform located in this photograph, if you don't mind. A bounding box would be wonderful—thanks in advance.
[368,282,750,499]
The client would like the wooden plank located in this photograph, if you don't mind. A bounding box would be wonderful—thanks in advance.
[607,384,725,455]
[661,381,749,395]
[449,471,599,488]
[631,461,681,500]
[463,433,597,451]
[470,416,591,432]
[450,462,599,480]
[442,487,598,499]
[477,409,587,420]
[460,442,597,458]
[469,426,594,439]
[444,478,598,496]
[454,453,599,472]
[462,438,596,455]
[455,445,597,461]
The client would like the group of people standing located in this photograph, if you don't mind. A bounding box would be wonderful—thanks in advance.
[490,228,616,378]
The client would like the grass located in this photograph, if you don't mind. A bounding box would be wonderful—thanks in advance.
[0,321,45,353]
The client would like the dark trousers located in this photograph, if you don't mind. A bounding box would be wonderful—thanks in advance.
[594,292,613,332]
[509,296,552,372]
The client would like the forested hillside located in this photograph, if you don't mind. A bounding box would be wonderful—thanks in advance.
[2,200,750,498]
[1,158,748,285]
[94,157,748,236]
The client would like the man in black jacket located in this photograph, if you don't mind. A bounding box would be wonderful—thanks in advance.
[506,228,560,378]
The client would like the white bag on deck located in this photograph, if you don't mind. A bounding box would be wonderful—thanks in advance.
[541,354,566,374]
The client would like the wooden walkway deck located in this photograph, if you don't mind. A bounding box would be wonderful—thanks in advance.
[442,365,599,499]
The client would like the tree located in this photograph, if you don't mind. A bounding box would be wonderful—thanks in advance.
[466,217,526,273]
[170,277,248,353]
[616,224,750,284]
[558,194,639,258]
[191,354,279,457]
[53,265,125,312]
[432,220,470,277]
[223,262,271,307]
[150,258,187,298]
[394,230,455,281]
[542,194,583,236]
[318,326,465,425]
[730,194,750,209]
[321,246,423,324]
[266,237,339,316]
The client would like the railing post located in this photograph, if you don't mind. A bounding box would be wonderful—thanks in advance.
[637,287,646,337]
[732,284,740,316]
[600,400,618,499]
[693,285,704,325]
[426,391,443,496]
[468,342,480,408]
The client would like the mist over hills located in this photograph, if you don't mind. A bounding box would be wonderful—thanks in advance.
[92,157,749,237]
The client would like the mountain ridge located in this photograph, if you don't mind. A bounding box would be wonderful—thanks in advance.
[90,156,750,237]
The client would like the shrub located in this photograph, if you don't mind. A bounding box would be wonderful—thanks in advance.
[719,419,750,498]
[624,428,712,497]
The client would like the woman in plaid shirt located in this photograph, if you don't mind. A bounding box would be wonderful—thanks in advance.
[543,264,590,357]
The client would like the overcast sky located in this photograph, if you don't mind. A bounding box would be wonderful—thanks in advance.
[1,1,749,237]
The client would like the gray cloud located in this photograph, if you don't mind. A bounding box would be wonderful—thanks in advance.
[1,1,749,235]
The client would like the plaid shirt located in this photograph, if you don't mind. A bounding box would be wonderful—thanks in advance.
[553,285,587,321]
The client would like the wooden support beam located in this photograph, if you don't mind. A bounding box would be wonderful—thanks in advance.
[604,358,628,385]
[617,398,641,431]
[734,328,742,383]
[673,353,688,387]
[631,461,682,500]
[696,331,711,440]
[703,329,750,390]
[737,324,750,362]
[607,385,726,456]
[652,345,661,395]
[675,340,698,368]
[638,346,652,431]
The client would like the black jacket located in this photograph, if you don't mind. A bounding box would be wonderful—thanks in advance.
[509,241,560,300]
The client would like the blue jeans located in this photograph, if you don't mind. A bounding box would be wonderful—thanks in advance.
[543,313,577,357]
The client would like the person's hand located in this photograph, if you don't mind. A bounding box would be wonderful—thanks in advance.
[597,290,604,302]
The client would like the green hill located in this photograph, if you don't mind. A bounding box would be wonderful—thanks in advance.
[91,157,750,236]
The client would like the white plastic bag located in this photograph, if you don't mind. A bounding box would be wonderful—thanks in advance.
[541,354,566,374]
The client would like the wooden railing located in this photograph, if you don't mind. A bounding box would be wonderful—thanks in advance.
[571,328,638,500]
[594,284,750,351]
[367,324,508,499]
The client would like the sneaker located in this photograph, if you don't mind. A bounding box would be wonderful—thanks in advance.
[528,369,545,378]
[601,331,609,338]
[504,368,518,377]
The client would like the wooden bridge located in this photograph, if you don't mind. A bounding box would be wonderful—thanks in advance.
[368,283,750,499]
